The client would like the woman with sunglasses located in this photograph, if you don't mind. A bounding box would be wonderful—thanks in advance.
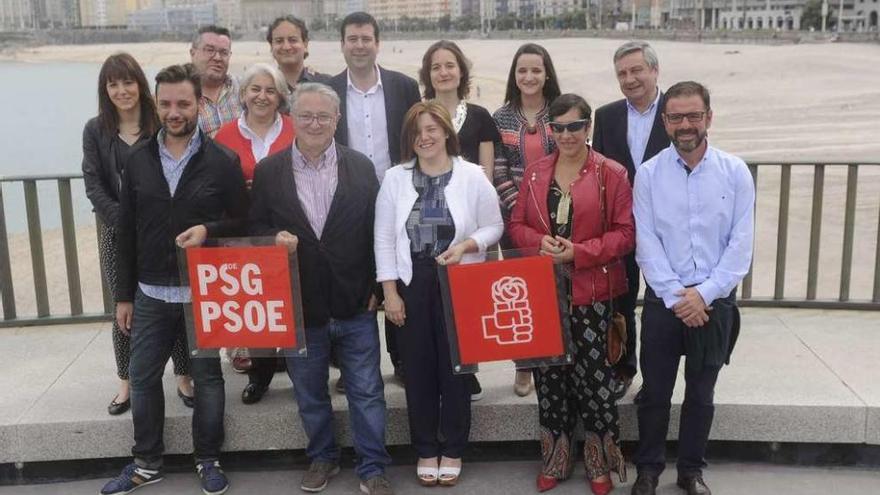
[82,53,194,415]
[493,43,562,397]
[508,94,634,495]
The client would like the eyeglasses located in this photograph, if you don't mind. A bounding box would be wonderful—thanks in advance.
[549,119,590,134]
[664,111,706,124]
[294,113,334,126]
[199,45,231,59]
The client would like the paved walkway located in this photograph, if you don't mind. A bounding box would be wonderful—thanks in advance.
[1,461,878,494]
[0,308,878,464]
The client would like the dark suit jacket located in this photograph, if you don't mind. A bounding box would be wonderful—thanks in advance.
[592,93,670,185]
[249,144,380,328]
[328,66,421,166]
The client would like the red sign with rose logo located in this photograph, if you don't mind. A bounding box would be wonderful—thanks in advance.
[443,256,566,365]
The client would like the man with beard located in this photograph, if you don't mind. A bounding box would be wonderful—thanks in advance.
[592,41,670,397]
[630,81,754,495]
[190,25,240,137]
[100,64,248,495]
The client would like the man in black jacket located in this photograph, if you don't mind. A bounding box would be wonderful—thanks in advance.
[327,11,421,383]
[249,82,392,495]
[592,41,670,397]
[100,64,248,495]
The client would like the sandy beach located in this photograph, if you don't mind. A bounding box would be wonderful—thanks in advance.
[1,38,878,319]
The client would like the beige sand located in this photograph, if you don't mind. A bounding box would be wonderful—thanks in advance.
[1,39,878,319]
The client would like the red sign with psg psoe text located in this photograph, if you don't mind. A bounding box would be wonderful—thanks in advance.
[446,256,564,365]
[185,245,297,349]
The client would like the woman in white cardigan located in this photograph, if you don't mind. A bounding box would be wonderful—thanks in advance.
[375,101,503,487]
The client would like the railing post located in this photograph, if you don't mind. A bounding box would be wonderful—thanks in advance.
[58,179,83,315]
[806,165,824,300]
[741,164,758,300]
[839,165,858,302]
[23,180,49,317]
[0,184,15,320]
[774,164,791,300]
[873,192,880,303]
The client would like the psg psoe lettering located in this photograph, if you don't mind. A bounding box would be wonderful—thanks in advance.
[196,263,287,334]
[185,245,299,350]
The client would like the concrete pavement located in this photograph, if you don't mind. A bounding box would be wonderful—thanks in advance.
[0,308,878,464]
[0,461,878,495]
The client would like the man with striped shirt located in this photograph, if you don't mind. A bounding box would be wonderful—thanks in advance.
[190,25,241,138]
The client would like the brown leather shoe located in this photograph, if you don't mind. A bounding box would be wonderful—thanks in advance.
[630,472,658,495]
[677,475,712,495]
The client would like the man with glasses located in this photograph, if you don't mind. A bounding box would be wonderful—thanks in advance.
[631,81,754,495]
[249,83,393,495]
[190,25,240,137]
[592,40,670,398]
[327,11,421,387]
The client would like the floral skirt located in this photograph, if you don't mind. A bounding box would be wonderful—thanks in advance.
[534,301,626,481]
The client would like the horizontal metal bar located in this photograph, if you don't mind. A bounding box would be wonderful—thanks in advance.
[0,313,112,329]
[0,173,83,183]
[0,162,875,184]
[737,298,880,311]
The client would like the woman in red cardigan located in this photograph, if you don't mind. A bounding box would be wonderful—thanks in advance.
[215,62,294,405]
[215,62,295,184]
[508,94,634,495]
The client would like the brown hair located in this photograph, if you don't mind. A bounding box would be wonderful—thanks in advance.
[419,40,471,100]
[97,52,159,135]
[400,101,461,163]
[663,81,711,112]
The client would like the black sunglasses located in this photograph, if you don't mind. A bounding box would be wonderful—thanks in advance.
[548,119,590,133]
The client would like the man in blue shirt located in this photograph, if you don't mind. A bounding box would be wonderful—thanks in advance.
[101,64,249,495]
[631,81,755,495]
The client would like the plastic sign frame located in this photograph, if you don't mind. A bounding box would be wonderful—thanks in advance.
[177,237,306,359]
[438,248,574,374]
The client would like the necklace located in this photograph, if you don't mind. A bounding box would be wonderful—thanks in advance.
[451,100,467,133]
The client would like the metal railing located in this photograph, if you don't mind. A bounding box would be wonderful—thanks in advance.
[0,162,878,327]
[0,173,111,327]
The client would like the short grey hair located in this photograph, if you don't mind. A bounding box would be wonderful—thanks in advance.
[291,82,341,114]
[239,62,291,114]
[613,41,659,70]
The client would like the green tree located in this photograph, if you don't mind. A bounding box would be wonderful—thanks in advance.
[438,14,452,31]
[454,15,480,31]
[800,0,836,30]
[495,13,518,30]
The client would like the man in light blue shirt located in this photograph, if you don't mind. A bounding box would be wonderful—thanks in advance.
[631,81,754,495]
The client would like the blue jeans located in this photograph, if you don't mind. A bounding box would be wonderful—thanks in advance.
[285,311,390,480]
[129,289,225,469]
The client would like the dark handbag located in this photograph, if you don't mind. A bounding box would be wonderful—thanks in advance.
[595,157,627,366]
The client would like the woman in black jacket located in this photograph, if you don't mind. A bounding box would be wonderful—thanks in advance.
[82,53,193,415]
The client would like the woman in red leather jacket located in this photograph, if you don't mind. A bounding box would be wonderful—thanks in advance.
[508,94,635,495]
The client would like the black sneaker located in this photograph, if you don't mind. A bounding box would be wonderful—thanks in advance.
[467,374,483,401]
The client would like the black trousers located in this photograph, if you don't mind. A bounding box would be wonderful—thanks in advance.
[247,354,285,388]
[613,252,640,378]
[634,287,723,478]
[396,259,470,459]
